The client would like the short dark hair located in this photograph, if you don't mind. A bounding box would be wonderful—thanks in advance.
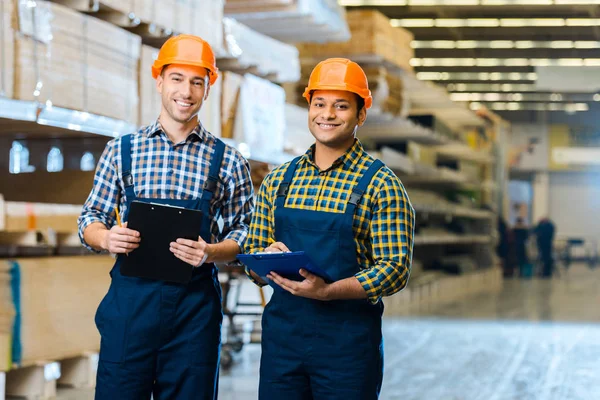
[309,91,365,117]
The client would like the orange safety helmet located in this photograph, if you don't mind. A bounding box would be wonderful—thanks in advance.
[302,58,372,109]
[152,34,219,85]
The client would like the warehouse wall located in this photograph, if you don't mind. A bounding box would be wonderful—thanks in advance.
[510,123,600,246]
[549,171,600,242]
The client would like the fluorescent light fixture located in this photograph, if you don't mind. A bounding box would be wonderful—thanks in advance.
[483,102,590,111]
[340,0,600,4]
[450,93,596,102]
[411,58,600,67]
[416,72,538,81]
[392,18,600,28]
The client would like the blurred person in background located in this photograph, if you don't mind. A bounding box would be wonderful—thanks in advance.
[513,217,532,278]
[534,217,556,278]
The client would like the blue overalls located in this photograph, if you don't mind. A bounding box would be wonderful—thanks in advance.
[259,157,385,400]
[94,134,224,400]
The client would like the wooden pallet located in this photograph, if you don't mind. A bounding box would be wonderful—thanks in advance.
[4,361,60,400]
[0,352,99,400]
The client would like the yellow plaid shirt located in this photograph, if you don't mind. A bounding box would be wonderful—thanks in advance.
[244,139,415,304]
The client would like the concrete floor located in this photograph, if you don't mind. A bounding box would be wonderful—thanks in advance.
[52,264,600,400]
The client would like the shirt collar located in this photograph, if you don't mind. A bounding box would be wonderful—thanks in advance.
[300,139,365,172]
[147,119,208,143]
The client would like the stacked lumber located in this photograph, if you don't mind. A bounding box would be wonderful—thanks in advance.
[139,45,161,126]
[139,44,222,136]
[222,17,300,83]
[6,0,140,124]
[297,10,414,73]
[0,0,14,98]
[0,199,81,233]
[132,0,224,52]
[0,256,112,367]
[221,72,286,155]
[225,0,350,43]
[0,261,14,371]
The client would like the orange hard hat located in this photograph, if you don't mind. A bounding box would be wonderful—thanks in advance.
[302,58,372,109]
[152,34,219,84]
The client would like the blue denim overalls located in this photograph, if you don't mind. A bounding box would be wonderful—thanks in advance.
[95,133,224,399]
[259,157,385,400]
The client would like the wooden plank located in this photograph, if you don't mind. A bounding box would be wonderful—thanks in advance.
[0,170,95,204]
[57,353,98,389]
[0,372,5,400]
[0,332,10,372]
[0,231,40,246]
[11,256,112,366]
[5,362,59,400]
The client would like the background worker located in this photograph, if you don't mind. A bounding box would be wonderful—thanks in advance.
[77,34,254,399]
[244,58,415,400]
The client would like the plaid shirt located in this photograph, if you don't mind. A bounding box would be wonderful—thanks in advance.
[78,120,254,252]
[244,139,415,304]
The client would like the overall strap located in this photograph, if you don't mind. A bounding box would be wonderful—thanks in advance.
[275,156,302,209]
[199,138,225,241]
[120,134,136,203]
[345,159,384,217]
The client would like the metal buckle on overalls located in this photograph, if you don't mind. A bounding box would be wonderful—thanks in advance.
[348,190,363,206]
[123,173,134,188]
[277,183,290,197]
[204,177,218,192]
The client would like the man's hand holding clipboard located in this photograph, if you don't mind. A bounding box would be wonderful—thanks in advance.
[102,207,141,255]
[239,242,334,301]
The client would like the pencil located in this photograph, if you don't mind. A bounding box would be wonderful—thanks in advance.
[114,207,122,227]
[114,207,128,256]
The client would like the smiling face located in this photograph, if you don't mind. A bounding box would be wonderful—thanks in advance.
[308,90,367,149]
[156,64,210,128]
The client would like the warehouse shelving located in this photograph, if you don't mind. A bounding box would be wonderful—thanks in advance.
[414,234,493,246]
[0,98,136,139]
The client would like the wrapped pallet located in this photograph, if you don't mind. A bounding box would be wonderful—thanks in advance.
[225,0,350,43]
[297,9,414,73]
[132,0,224,53]
[2,256,112,367]
[232,74,286,156]
[0,0,14,98]
[11,0,140,124]
[221,71,244,139]
[222,17,300,83]
[139,45,161,126]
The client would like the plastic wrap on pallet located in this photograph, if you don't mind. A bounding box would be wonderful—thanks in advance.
[233,74,286,158]
[223,17,300,83]
[0,0,15,98]
[225,0,349,43]
[191,0,224,54]
[11,0,140,124]
[284,103,314,155]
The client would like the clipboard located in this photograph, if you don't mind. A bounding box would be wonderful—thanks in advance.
[121,200,203,284]
[237,251,333,289]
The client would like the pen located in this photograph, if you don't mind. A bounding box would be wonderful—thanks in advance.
[114,207,128,257]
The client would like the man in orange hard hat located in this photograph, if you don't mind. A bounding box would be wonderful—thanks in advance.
[78,34,254,399]
[244,58,415,399]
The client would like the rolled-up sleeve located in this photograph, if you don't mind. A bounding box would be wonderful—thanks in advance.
[355,174,415,304]
[217,150,255,250]
[77,141,120,252]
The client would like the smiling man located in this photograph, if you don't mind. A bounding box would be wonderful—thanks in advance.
[78,34,254,399]
[244,58,416,399]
